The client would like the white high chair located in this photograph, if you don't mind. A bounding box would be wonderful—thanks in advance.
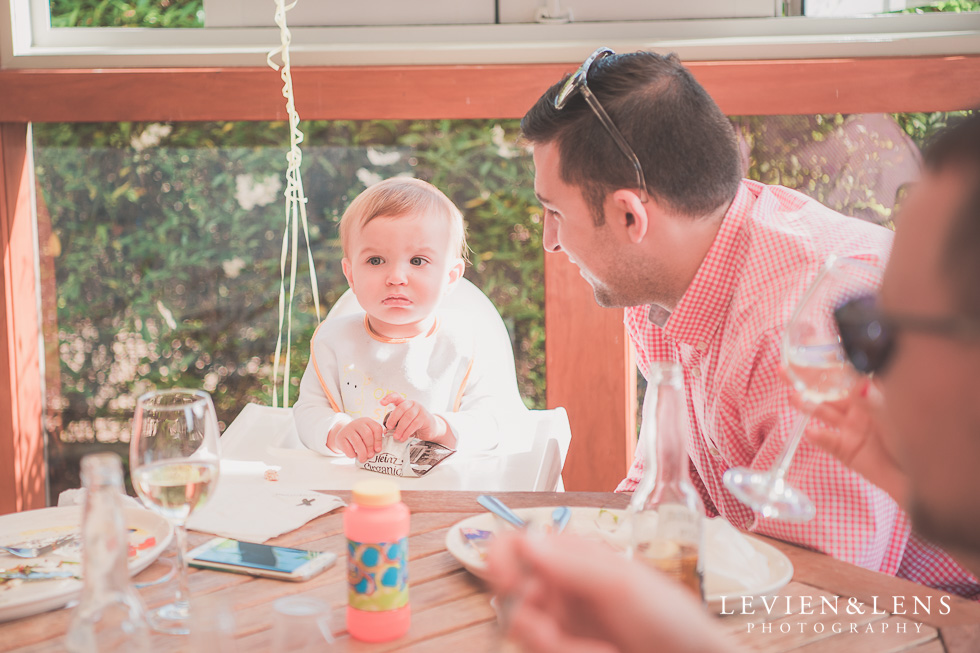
[220,403,570,491]
[221,279,573,491]
[526,407,571,491]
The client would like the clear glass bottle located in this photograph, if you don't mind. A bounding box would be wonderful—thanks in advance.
[628,362,705,600]
[66,452,149,653]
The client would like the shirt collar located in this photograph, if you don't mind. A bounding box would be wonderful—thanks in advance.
[660,180,758,349]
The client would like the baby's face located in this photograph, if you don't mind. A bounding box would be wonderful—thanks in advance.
[343,212,462,338]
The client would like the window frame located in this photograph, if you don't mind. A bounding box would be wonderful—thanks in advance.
[4,0,980,68]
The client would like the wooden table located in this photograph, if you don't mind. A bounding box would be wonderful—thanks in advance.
[3,492,979,652]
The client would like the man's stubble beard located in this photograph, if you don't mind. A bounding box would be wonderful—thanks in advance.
[590,261,676,311]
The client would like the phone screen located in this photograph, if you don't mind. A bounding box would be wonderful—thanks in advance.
[191,539,325,574]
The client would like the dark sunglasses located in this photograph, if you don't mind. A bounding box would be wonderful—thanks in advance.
[554,47,649,203]
[834,294,980,375]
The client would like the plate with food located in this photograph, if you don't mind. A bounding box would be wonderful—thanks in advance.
[445,506,793,611]
[0,505,173,622]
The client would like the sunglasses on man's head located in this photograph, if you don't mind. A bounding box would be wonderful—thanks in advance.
[834,294,980,376]
[554,47,649,203]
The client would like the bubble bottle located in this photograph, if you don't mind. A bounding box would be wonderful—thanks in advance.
[344,479,410,642]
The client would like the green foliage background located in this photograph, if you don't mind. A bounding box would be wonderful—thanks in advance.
[34,119,543,418]
[49,0,203,28]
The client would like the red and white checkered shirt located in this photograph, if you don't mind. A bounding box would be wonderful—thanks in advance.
[617,180,980,598]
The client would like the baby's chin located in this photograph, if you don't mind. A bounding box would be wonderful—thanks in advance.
[367,313,434,338]
[371,308,422,324]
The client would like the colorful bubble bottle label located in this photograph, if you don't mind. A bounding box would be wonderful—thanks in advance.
[347,538,409,612]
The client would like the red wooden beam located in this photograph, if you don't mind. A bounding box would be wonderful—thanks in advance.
[0,123,45,514]
[545,254,636,491]
[0,55,978,124]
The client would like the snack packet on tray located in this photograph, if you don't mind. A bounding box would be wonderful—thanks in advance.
[356,433,455,478]
[460,528,494,560]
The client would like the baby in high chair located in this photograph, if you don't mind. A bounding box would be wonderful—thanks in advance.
[293,177,508,464]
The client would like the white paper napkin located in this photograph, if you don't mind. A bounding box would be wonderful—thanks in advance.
[57,488,144,510]
[596,513,771,590]
[185,460,345,542]
[704,517,771,589]
[60,462,345,543]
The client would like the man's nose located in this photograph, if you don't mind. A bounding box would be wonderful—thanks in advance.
[542,213,562,253]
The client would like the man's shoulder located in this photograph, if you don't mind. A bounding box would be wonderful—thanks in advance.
[721,184,890,353]
[746,182,892,240]
[738,183,892,278]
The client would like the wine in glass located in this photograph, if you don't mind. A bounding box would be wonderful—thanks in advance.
[130,389,220,635]
[723,255,884,521]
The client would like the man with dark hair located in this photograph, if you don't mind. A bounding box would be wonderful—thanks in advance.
[522,50,742,224]
[523,47,976,595]
[491,110,980,653]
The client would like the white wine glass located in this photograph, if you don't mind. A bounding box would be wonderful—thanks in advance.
[130,389,220,635]
[723,255,884,521]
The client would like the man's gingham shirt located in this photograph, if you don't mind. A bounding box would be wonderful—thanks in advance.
[617,180,980,598]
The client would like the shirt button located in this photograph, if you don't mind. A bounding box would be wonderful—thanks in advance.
[692,368,701,379]
[708,446,720,457]
[696,340,708,352]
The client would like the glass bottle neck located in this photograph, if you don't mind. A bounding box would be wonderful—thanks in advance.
[635,364,701,510]
[68,453,148,653]
[80,470,131,595]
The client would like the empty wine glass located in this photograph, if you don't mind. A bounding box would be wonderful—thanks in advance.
[130,389,220,635]
[723,255,885,521]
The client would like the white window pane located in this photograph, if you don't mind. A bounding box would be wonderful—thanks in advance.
[203,0,494,27]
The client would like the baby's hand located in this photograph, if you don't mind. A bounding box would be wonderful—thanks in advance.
[329,417,384,462]
[380,393,445,443]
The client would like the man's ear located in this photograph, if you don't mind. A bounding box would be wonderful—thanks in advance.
[341,258,354,290]
[610,189,650,244]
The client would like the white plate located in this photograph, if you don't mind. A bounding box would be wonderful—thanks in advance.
[0,505,173,623]
[444,507,793,611]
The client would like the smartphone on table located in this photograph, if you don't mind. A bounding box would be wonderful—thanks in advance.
[188,537,336,581]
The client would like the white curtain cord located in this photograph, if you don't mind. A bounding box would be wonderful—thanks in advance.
[267,0,321,408]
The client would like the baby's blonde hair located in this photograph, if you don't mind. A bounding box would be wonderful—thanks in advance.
[339,177,468,261]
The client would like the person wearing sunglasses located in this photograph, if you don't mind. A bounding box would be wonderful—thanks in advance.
[489,110,980,653]
[520,47,976,596]
[806,112,980,582]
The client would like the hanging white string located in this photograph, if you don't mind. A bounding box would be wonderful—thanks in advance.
[267,0,321,408]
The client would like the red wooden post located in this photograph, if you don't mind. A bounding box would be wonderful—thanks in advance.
[0,123,45,514]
